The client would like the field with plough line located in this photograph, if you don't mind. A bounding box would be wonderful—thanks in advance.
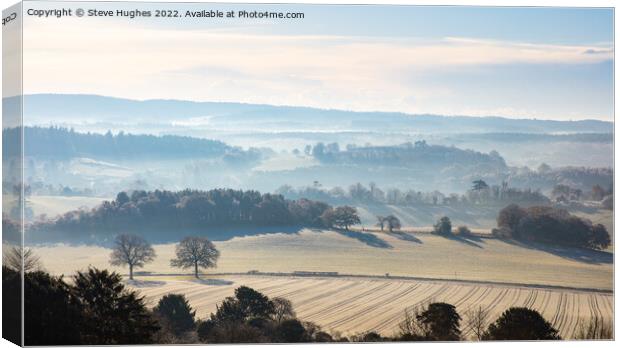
[128,275,613,339]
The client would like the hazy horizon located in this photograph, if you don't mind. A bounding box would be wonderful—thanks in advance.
[16,93,616,123]
[22,2,613,121]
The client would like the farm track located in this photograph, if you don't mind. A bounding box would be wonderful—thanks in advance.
[128,275,613,338]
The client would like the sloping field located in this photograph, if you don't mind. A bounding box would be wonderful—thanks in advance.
[33,229,613,290]
[127,275,613,339]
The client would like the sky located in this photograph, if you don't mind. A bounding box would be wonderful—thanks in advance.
[21,2,614,121]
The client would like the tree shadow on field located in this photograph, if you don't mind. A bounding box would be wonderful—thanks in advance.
[334,229,392,249]
[388,231,422,244]
[440,233,485,249]
[501,239,613,265]
[193,278,234,286]
[124,280,167,288]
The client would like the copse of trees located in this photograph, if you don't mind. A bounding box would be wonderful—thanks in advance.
[495,204,611,250]
[377,215,402,232]
[320,206,361,230]
[482,307,560,340]
[307,142,508,174]
[154,294,196,337]
[433,216,452,235]
[6,265,161,345]
[34,189,333,239]
[197,285,334,343]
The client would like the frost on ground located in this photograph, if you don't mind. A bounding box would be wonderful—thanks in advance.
[128,275,613,339]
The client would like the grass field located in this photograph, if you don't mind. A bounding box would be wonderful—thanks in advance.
[124,274,613,339]
[32,228,612,290]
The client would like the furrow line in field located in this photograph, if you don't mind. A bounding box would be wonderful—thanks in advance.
[317,282,409,327]
[293,281,363,309]
[328,282,424,330]
[569,294,582,338]
[361,283,427,334]
[367,284,443,334]
[301,281,394,321]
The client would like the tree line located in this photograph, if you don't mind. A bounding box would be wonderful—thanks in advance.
[494,204,611,250]
[2,126,259,161]
[277,180,550,208]
[32,189,333,239]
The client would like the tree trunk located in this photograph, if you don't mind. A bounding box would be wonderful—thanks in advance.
[194,262,199,278]
[129,264,133,280]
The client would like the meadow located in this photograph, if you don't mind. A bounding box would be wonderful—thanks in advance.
[32,228,612,290]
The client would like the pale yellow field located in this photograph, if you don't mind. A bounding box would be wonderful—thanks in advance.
[33,229,612,290]
[124,275,613,339]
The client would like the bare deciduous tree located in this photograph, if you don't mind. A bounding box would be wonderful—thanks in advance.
[109,234,156,280]
[3,246,41,272]
[376,216,386,231]
[170,237,220,278]
[464,305,490,340]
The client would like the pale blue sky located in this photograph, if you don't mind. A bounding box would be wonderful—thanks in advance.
[23,2,614,120]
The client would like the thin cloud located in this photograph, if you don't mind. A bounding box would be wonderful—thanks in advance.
[22,19,612,120]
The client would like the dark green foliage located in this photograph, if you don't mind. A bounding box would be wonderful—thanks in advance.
[483,307,560,340]
[24,270,82,345]
[72,268,160,344]
[456,225,472,236]
[8,266,160,345]
[204,321,267,343]
[497,204,611,249]
[2,267,21,346]
[385,215,401,232]
[154,294,196,336]
[200,286,335,343]
[35,189,331,240]
[310,141,508,174]
[433,216,452,235]
[320,205,361,230]
[590,224,611,250]
[416,302,461,341]
[210,286,275,324]
[352,331,385,342]
[276,319,307,342]
[497,204,526,232]
[9,126,239,160]
[234,286,276,319]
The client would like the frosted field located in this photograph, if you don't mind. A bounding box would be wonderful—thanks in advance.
[33,229,612,290]
[126,275,612,338]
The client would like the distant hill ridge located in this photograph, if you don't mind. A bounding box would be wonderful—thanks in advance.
[4,94,613,134]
